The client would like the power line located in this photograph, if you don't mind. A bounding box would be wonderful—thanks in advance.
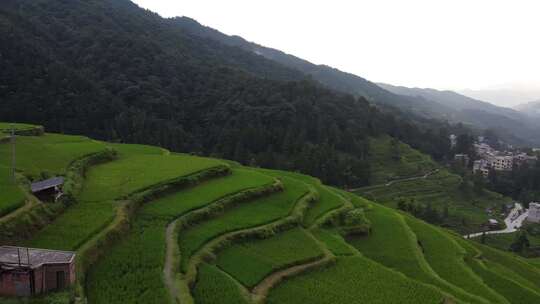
[11,124,16,183]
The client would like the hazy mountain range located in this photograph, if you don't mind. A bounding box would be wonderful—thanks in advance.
[174,17,540,146]
[514,100,540,118]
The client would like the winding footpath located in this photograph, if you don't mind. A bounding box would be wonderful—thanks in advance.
[465,203,529,238]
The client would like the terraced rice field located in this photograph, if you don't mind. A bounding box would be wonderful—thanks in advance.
[4,125,540,304]
[267,256,447,304]
[368,136,438,184]
[0,132,106,218]
[405,216,509,303]
[193,263,249,304]
[357,169,510,234]
[216,228,324,287]
[351,205,489,304]
[0,133,106,177]
[178,175,308,272]
[86,168,274,304]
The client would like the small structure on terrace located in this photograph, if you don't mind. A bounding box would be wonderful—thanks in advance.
[30,177,64,202]
[0,246,76,297]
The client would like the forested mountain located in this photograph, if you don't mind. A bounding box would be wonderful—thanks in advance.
[0,0,454,187]
[173,17,540,147]
[379,83,540,145]
[171,17,454,121]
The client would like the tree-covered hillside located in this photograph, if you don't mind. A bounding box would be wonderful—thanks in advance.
[0,0,455,187]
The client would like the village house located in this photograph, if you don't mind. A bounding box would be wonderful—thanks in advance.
[527,202,540,224]
[0,246,75,297]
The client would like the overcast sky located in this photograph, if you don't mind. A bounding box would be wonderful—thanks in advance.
[132,0,540,106]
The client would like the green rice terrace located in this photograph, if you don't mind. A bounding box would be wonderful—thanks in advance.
[1,123,539,304]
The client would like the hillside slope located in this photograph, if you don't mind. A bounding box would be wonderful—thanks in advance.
[2,125,539,304]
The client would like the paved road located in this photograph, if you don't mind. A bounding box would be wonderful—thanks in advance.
[465,203,529,238]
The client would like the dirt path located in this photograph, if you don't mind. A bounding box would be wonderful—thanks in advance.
[349,169,440,192]
[251,228,335,303]
[250,255,333,303]
[164,218,181,304]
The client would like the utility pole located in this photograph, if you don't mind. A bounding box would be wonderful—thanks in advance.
[11,124,16,183]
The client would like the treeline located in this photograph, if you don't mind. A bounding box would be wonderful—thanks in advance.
[0,0,453,187]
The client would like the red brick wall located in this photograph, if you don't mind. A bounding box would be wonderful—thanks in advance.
[0,271,32,297]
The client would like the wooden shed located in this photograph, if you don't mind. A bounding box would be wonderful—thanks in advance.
[30,177,64,202]
[0,246,75,297]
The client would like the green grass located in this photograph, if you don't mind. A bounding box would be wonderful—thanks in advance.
[79,151,224,202]
[530,257,540,268]
[405,216,508,303]
[192,263,249,304]
[349,203,486,304]
[0,122,38,133]
[368,136,438,184]
[178,175,308,272]
[267,256,447,304]
[0,169,25,217]
[0,133,107,177]
[86,168,274,303]
[216,228,324,288]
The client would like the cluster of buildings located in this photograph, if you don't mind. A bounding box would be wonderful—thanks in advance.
[470,142,537,177]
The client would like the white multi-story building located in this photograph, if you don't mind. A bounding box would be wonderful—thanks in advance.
[473,159,490,176]
[527,202,540,223]
[488,155,513,171]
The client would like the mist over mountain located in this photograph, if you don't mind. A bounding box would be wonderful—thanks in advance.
[172,17,540,147]
[515,100,540,118]
[460,87,540,108]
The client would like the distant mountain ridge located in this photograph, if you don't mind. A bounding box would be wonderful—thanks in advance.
[173,17,540,146]
[377,83,540,145]
[515,100,540,117]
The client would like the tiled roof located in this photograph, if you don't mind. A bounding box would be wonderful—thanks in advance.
[0,246,75,269]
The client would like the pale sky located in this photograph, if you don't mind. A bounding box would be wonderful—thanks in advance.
[133,0,540,106]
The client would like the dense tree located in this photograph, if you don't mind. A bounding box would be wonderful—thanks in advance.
[0,0,456,187]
